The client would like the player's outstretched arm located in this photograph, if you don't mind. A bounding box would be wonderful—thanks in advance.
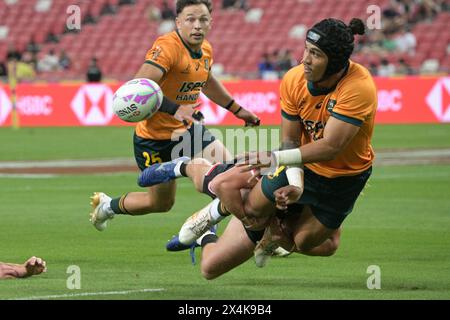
[203,74,260,127]
[0,256,47,279]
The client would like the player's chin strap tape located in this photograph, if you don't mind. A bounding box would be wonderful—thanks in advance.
[159,96,179,115]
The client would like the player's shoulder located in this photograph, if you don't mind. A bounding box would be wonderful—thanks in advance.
[201,39,213,56]
[344,61,374,84]
[281,64,305,88]
[202,38,213,51]
[339,61,377,94]
[153,31,182,49]
[285,64,303,79]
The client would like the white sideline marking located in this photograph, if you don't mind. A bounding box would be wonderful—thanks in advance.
[0,173,57,178]
[10,288,165,300]
[0,158,134,169]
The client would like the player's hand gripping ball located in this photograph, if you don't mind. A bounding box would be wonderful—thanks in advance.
[113,78,163,122]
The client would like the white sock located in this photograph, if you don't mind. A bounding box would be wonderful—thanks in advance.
[196,229,215,246]
[173,161,184,178]
[209,198,228,224]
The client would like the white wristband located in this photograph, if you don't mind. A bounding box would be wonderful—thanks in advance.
[286,166,303,189]
[272,148,302,166]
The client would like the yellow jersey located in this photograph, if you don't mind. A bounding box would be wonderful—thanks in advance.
[280,61,377,178]
[136,30,213,140]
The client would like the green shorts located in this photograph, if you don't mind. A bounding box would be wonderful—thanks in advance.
[261,166,372,229]
[133,124,216,171]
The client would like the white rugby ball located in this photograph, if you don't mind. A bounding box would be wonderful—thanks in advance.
[112,78,163,122]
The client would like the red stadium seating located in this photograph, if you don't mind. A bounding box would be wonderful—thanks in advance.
[1,0,448,80]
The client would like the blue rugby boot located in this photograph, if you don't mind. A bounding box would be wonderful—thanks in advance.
[138,156,190,187]
[166,225,217,265]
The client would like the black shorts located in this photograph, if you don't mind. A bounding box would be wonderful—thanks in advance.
[133,124,216,171]
[201,163,235,199]
[261,166,372,229]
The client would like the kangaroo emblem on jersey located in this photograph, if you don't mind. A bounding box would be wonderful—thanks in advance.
[151,46,162,61]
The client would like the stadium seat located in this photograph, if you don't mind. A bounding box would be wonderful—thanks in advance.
[1,0,447,80]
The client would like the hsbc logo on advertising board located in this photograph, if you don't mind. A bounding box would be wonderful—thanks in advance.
[377,90,402,112]
[71,84,114,125]
[199,93,228,125]
[234,92,278,114]
[0,87,12,126]
[199,91,278,125]
[426,77,450,122]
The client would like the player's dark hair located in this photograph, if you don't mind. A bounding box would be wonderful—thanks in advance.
[176,0,212,15]
[306,18,365,79]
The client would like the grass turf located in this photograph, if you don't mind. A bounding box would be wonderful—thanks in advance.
[0,125,449,300]
[0,166,449,300]
[0,124,450,161]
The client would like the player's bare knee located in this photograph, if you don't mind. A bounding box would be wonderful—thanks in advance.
[201,269,218,281]
[323,246,338,256]
[200,261,220,280]
[325,238,340,256]
[295,239,316,254]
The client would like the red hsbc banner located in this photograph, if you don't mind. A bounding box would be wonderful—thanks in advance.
[0,77,448,127]
[200,80,281,126]
[374,77,450,123]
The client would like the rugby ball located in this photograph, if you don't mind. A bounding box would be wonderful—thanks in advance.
[112,78,163,122]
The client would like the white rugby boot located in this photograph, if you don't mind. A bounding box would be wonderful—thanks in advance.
[89,192,114,231]
[178,199,220,245]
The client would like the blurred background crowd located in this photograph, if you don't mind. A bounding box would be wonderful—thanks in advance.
[0,0,448,83]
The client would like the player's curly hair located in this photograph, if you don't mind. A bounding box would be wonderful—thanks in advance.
[307,18,365,79]
[176,0,213,15]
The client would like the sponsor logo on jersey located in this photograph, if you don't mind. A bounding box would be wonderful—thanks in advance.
[179,81,206,93]
[302,118,325,141]
[176,93,200,101]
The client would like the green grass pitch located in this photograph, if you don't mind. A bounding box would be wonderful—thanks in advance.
[0,124,449,300]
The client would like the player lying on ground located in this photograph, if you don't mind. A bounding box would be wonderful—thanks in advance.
[0,256,47,279]
[138,154,341,279]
